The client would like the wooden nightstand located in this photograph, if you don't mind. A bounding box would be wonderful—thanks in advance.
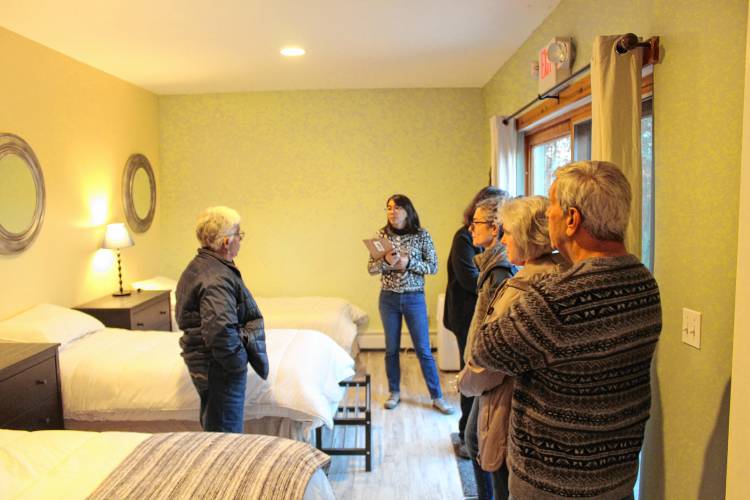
[74,290,172,331]
[0,343,64,430]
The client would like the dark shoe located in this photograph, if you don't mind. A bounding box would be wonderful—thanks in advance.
[432,398,455,415]
[457,442,470,459]
[384,392,400,409]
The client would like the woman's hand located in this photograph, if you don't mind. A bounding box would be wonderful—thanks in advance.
[384,251,399,266]
[394,255,409,271]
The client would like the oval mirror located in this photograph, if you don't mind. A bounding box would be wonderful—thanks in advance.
[122,153,156,233]
[0,134,46,255]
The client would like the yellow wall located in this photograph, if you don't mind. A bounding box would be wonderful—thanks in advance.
[158,89,488,333]
[483,0,747,498]
[0,27,161,319]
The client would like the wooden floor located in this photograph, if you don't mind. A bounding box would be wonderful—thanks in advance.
[325,349,464,499]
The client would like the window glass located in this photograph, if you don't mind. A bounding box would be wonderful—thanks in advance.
[530,136,570,196]
[573,119,592,161]
[641,98,654,270]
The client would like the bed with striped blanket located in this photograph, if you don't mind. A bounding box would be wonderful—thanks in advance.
[0,429,334,500]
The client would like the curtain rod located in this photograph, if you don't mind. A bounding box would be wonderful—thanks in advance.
[502,63,591,125]
[501,33,659,126]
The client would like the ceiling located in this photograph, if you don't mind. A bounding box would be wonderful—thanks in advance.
[1,0,561,95]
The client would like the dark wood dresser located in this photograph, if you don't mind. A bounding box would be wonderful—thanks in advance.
[74,290,171,331]
[0,342,64,430]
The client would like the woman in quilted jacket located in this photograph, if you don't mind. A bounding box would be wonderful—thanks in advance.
[176,206,268,433]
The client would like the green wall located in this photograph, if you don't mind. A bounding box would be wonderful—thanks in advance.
[482,0,747,498]
[158,89,488,334]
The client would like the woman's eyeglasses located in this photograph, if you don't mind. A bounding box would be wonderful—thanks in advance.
[229,231,245,240]
[469,220,493,230]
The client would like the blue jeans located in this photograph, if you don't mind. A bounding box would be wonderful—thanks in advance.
[379,290,442,399]
[199,360,247,433]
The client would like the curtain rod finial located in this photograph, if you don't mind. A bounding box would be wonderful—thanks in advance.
[616,33,660,64]
[615,33,640,54]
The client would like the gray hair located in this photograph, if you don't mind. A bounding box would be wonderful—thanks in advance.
[553,161,631,242]
[500,196,552,261]
[195,206,241,251]
[474,194,508,227]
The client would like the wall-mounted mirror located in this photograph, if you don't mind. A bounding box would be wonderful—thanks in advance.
[122,153,156,233]
[0,134,46,255]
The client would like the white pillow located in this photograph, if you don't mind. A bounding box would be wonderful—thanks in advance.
[0,303,105,346]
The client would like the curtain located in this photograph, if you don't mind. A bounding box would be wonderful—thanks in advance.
[490,116,518,195]
[591,34,643,257]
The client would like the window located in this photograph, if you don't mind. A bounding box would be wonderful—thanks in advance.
[641,97,654,269]
[520,76,654,268]
[526,122,571,196]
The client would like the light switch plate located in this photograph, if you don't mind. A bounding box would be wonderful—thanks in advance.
[682,308,702,349]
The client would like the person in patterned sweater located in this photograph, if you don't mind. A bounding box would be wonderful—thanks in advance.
[368,194,453,414]
[473,161,662,500]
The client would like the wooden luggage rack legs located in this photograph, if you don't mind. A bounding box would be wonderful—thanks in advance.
[315,374,372,472]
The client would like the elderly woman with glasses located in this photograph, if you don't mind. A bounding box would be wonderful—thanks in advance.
[368,194,453,415]
[457,194,514,500]
[459,196,566,499]
[175,206,268,433]
[444,186,507,451]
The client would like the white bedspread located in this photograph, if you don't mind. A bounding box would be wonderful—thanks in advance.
[0,429,147,499]
[0,429,334,500]
[60,327,355,429]
[131,278,369,356]
[256,296,368,355]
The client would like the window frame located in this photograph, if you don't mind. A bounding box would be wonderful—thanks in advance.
[523,104,591,195]
[521,72,653,196]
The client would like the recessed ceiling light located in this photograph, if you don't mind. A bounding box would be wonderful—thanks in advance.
[280,47,305,57]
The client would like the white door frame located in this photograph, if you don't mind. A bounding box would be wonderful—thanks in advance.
[725,11,750,500]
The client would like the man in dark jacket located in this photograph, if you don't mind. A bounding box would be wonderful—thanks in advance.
[176,206,268,433]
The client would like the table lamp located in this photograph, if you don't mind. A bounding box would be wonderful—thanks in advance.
[103,222,134,296]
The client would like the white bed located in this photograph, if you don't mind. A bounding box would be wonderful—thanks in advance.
[132,276,369,356]
[0,429,334,500]
[0,304,355,440]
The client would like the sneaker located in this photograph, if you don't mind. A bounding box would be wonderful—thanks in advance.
[384,392,400,410]
[432,398,455,415]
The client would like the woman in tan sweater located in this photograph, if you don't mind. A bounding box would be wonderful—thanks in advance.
[459,196,566,499]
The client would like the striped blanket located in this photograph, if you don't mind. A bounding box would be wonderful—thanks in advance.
[88,432,331,500]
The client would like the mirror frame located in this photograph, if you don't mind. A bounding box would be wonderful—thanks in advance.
[0,133,46,255]
[122,153,156,233]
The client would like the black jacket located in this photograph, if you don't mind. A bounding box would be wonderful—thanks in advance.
[176,249,268,389]
[443,226,481,338]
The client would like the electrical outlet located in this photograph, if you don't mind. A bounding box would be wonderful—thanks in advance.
[682,308,702,349]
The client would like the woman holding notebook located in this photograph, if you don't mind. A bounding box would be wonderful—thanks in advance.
[367,194,454,414]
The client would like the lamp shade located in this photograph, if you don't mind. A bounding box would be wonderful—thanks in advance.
[102,222,134,249]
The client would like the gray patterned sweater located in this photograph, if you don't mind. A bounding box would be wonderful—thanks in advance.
[367,227,437,292]
[472,254,662,500]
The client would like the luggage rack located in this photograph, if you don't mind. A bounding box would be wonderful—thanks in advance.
[315,374,372,471]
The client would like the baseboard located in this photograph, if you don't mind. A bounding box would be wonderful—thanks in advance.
[357,332,437,350]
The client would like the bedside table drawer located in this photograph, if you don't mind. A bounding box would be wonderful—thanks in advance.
[75,290,171,331]
[0,357,58,424]
[4,396,63,430]
[132,297,171,330]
